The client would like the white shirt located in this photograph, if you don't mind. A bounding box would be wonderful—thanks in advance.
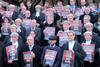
[68,41,75,51]
[29,45,34,51]
[85,40,91,44]
[82,6,86,12]
[36,12,40,17]
[16,26,21,32]
[12,41,18,49]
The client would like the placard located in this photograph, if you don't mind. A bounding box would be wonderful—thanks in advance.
[44,27,55,40]
[1,23,9,35]
[57,31,68,47]
[82,43,95,61]
[6,45,18,61]
[23,51,33,67]
[22,19,31,30]
[71,20,82,35]
[43,49,57,67]
[61,50,75,67]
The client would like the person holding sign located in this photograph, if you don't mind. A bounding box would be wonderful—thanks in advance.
[18,36,42,67]
[41,36,62,67]
[61,30,85,67]
[4,32,24,67]
[81,31,100,67]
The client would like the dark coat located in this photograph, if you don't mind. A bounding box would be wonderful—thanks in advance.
[0,43,7,67]
[82,37,100,67]
[62,41,86,67]
[19,44,42,67]
[41,45,62,67]
[4,40,24,67]
[3,35,23,45]
[31,12,45,25]
[94,22,100,36]
[17,26,27,42]
[79,12,98,24]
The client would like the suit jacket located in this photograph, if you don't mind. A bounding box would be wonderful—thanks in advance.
[19,44,42,67]
[94,22,100,36]
[31,11,45,24]
[82,39,100,67]
[3,35,23,46]
[41,45,62,67]
[79,12,97,24]
[12,11,19,21]
[0,43,7,67]
[62,41,85,67]
[4,39,24,67]
[17,26,27,42]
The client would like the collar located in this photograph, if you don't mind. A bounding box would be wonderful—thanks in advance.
[85,40,91,44]
[50,44,56,48]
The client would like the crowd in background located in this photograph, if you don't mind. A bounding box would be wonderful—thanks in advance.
[0,0,100,67]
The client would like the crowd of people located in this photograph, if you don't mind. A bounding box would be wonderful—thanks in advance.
[0,0,100,67]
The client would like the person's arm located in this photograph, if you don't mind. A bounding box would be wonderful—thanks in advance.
[53,48,62,67]
[74,43,86,62]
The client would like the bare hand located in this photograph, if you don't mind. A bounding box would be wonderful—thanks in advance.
[8,59,13,64]
[31,52,35,58]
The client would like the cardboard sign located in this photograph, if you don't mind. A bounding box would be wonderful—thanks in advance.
[71,20,82,35]
[61,50,75,67]
[44,27,55,40]
[57,31,68,47]
[23,51,33,67]
[82,43,95,61]
[1,23,9,35]
[6,45,18,61]
[44,49,57,67]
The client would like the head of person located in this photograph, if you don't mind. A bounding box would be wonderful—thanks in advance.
[26,1,32,8]
[29,31,36,38]
[75,7,83,17]
[65,5,71,14]
[62,21,70,30]
[70,0,76,5]
[84,7,91,14]
[89,3,97,12]
[21,6,27,13]
[10,32,19,42]
[98,2,100,8]
[0,4,3,13]
[20,2,25,8]
[56,0,63,6]
[67,30,75,42]
[10,24,17,32]
[35,5,42,12]
[84,23,93,32]
[8,4,15,12]
[3,17,10,23]
[25,10,31,18]
[81,0,86,6]
[98,16,100,23]
[46,16,54,25]
[27,36,34,46]
[83,15,91,24]
[83,31,92,41]
[31,19,38,27]
[15,18,22,27]
[48,36,57,46]
[67,13,74,22]
[44,1,50,8]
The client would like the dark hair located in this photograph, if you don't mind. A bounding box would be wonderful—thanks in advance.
[3,16,10,23]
